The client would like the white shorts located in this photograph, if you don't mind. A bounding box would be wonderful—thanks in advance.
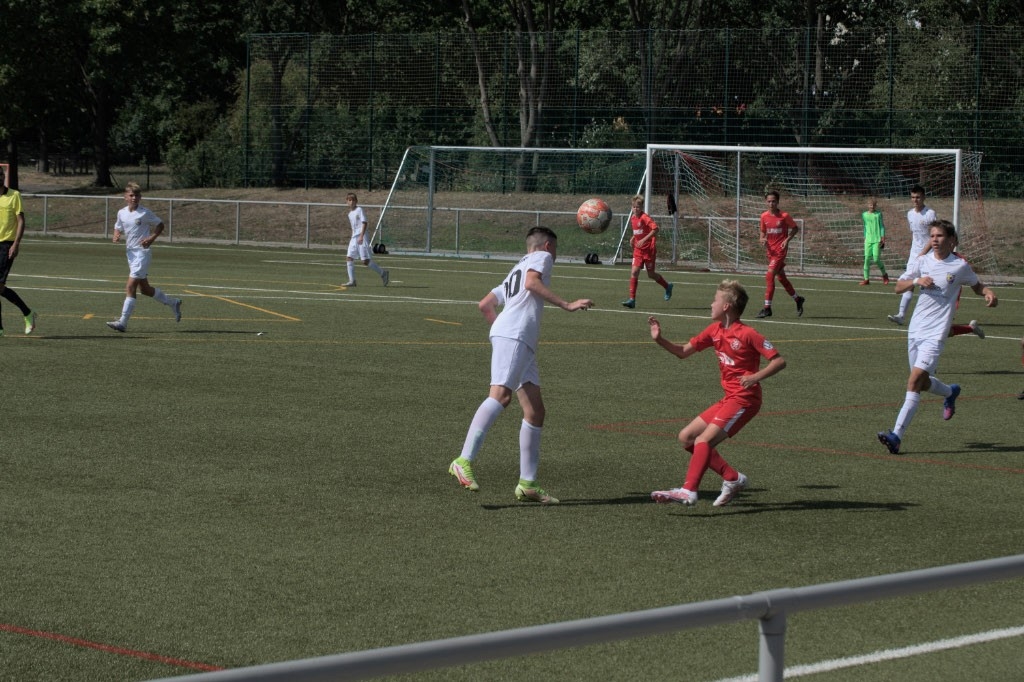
[347,238,373,261]
[126,247,152,279]
[490,336,540,390]
[908,337,944,374]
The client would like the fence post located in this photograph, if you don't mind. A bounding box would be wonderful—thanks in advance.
[758,612,786,682]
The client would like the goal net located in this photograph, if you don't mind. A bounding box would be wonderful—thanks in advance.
[374,146,647,262]
[642,145,997,277]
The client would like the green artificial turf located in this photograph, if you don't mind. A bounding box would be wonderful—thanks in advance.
[1,238,1022,681]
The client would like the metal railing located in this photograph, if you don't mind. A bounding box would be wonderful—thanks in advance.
[151,554,1024,682]
[23,193,351,249]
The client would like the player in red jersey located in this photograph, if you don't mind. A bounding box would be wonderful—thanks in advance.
[647,279,787,507]
[756,189,805,318]
[621,195,673,309]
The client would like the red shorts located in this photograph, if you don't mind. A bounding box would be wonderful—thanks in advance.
[631,248,657,269]
[699,397,761,437]
[766,251,788,271]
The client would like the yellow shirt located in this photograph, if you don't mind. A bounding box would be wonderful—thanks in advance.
[0,189,24,242]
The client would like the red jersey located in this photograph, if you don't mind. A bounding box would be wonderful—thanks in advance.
[630,212,658,255]
[690,320,780,403]
[760,210,797,255]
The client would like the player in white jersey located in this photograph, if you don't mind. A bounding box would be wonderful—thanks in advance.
[106,182,181,332]
[877,220,997,454]
[449,226,593,504]
[888,184,936,325]
[343,193,388,287]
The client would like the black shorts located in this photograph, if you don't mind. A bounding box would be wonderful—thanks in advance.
[0,241,14,285]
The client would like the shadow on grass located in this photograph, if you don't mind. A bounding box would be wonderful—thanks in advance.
[180,330,267,335]
[955,441,1024,453]
[35,334,136,340]
[678,498,919,517]
[483,493,917,513]
[959,369,1022,376]
[481,493,652,510]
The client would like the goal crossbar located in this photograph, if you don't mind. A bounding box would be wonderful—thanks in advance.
[644,145,964,228]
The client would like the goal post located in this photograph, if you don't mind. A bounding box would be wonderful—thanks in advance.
[643,144,997,276]
[374,146,648,262]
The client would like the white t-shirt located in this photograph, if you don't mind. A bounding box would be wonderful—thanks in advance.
[488,250,553,352]
[902,252,979,341]
[348,206,367,240]
[906,205,936,255]
[115,206,162,249]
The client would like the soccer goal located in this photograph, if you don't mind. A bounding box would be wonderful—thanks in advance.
[641,145,997,277]
[373,146,647,262]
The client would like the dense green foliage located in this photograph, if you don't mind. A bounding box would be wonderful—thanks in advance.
[1,0,1023,190]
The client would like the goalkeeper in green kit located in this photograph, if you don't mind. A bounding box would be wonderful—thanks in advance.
[860,197,889,285]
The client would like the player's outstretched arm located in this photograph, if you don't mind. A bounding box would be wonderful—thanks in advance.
[648,316,696,359]
[524,270,592,311]
[564,298,594,312]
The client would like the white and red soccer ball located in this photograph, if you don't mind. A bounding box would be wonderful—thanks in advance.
[576,198,612,234]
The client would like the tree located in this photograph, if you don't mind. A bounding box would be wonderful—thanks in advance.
[0,0,86,187]
[463,0,560,190]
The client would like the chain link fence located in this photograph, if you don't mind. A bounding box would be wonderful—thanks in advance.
[243,27,1024,196]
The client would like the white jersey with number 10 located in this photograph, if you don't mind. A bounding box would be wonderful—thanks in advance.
[488,250,553,352]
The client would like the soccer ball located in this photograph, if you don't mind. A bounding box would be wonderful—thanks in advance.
[576,198,612,234]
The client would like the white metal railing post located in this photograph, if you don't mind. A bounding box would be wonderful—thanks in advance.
[427,148,435,253]
[706,217,712,270]
[235,202,241,244]
[758,612,787,682]
[455,209,460,255]
[104,197,109,239]
[306,204,311,248]
[152,553,1024,682]
[798,218,805,272]
[735,150,741,270]
[672,153,680,264]
[167,199,173,242]
[43,196,48,234]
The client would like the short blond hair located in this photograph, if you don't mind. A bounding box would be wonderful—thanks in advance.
[718,279,749,315]
[124,181,142,196]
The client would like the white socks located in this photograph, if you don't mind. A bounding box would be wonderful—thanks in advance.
[898,290,912,318]
[519,420,542,481]
[926,376,952,397]
[894,391,921,439]
[460,397,504,462]
[120,297,137,324]
[153,288,172,305]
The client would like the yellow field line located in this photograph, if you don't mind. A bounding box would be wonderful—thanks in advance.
[184,289,302,322]
[424,318,462,326]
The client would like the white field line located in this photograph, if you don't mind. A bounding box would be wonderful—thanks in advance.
[12,274,1024,337]
[711,625,1024,682]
